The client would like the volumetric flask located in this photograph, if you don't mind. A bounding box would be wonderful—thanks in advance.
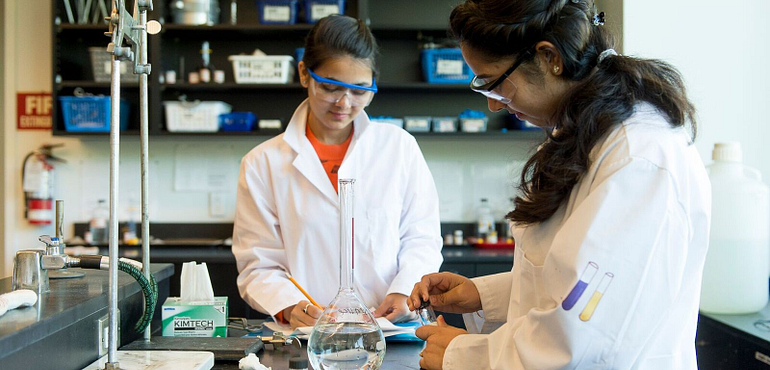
[308,179,386,370]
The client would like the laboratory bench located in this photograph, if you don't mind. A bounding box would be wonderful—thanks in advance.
[696,303,770,369]
[0,263,174,370]
[72,222,515,320]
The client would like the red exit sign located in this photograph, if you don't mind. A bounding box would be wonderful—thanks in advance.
[17,92,52,130]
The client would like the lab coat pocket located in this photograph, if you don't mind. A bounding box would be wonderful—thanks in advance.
[512,248,546,316]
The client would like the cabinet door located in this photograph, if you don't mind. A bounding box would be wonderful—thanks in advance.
[440,263,475,278]
[475,263,513,276]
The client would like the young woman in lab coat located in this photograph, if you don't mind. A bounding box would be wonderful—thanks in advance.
[232,15,443,329]
[408,1,711,369]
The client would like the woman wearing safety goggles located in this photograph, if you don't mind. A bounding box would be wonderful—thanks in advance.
[233,15,443,331]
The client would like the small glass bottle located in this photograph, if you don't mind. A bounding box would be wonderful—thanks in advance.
[476,198,494,239]
[89,199,109,245]
[198,41,215,83]
[307,179,386,370]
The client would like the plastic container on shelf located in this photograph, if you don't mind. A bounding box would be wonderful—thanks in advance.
[700,142,770,314]
[370,116,404,129]
[302,0,345,23]
[228,55,295,84]
[507,114,539,130]
[89,47,139,82]
[219,112,257,132]
[404,116,431,133]
[459,109,488,133]
[432,117,458,132]
[257,0,299,25]
[59,96,129,132]
[421,48,474,84]
[163,100,232,132]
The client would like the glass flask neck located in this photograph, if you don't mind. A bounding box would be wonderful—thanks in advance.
[339,179,355,291]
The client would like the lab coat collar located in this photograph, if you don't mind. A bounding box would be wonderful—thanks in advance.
[283,99,372,204]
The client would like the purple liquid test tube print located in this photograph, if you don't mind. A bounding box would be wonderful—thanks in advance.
[562,261,599,310]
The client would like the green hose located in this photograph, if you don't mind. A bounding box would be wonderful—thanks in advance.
[117,261,157,332]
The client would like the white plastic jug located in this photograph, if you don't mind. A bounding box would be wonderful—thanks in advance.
[700,142,770,314]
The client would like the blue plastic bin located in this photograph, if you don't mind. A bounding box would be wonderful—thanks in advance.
[421,48,474,84]
[219,112,257,132]
[59,96,129,132]
[257,0,299,25]
[295,48,305,65]
[303,0,345,23]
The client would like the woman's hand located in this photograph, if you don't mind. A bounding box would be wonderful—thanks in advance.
[416,315,468,370]
[283,300,323,329]
[408,272,482,314]
[374,293,416,323]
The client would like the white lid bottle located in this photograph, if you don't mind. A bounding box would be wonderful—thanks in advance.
[700,142,770,314]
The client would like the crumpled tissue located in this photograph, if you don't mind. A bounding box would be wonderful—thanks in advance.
[239,353,271,370]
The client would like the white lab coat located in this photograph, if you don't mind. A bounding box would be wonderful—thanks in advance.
[232,99,443,317]
[445,103,711,370]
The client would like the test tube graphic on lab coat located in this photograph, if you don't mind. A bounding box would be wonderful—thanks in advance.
[562,262,598,310]
[579,272,614,322]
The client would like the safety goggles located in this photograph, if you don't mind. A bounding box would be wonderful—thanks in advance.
[470,50,531,104]
[307,68,378,107]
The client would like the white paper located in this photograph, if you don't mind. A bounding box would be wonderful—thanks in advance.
[264,5,291,22]
[267,317,415,339]
[174,144,235,192]
[437,60,464,76]
[311,4,340,20]
[295,317,414,337]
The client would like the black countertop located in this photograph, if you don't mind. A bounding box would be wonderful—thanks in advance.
[207,342,425,370]
[0,264,173,369]
[82,244,514,264]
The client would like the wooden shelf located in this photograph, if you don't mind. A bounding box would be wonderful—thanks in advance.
[52,0,504,137]
[56,24,109,31]
[57,81,139,89]
[161,23,314,35]
[53,130,141,136]
[158,82,469,91]
[160,83,302,90]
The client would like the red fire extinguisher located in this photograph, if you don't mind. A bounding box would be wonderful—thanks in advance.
[22,144,65,225]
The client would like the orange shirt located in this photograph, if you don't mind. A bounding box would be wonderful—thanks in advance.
[306,125,353,193]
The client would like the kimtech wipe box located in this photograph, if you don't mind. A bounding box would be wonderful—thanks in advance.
[162,297,228,337]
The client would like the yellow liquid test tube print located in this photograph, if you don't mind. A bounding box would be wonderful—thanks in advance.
[579,272,614,322]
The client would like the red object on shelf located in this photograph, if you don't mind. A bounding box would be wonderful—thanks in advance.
[473,241,515,249]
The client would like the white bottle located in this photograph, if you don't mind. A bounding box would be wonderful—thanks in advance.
[476,198,495,239]
[89,199,109,245]
[700,142,770,314]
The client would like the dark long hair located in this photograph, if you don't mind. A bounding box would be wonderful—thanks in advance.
[303,15,379,77]
[450,0,696,225]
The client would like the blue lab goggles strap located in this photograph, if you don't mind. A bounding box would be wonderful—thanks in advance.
[307,69,378,93]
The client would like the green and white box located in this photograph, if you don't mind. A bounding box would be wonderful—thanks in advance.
[162,297,228,337]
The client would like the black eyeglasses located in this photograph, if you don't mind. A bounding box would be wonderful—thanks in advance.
[470,50,533,101]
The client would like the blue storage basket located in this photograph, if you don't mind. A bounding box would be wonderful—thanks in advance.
[421,48,474,84]
[257,0,299,25]
[295,48,305,65]
[219,112,257,132]
[59,96,129,132]
[303,0,345,23]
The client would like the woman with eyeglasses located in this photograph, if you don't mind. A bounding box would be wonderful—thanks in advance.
[233,15,442,329]
[408,1,710,369]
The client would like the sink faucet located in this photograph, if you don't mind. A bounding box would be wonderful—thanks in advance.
[12,235,82,293]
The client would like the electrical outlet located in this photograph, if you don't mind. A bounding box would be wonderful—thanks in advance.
[97,310,121,357]
[209,192,226,217]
